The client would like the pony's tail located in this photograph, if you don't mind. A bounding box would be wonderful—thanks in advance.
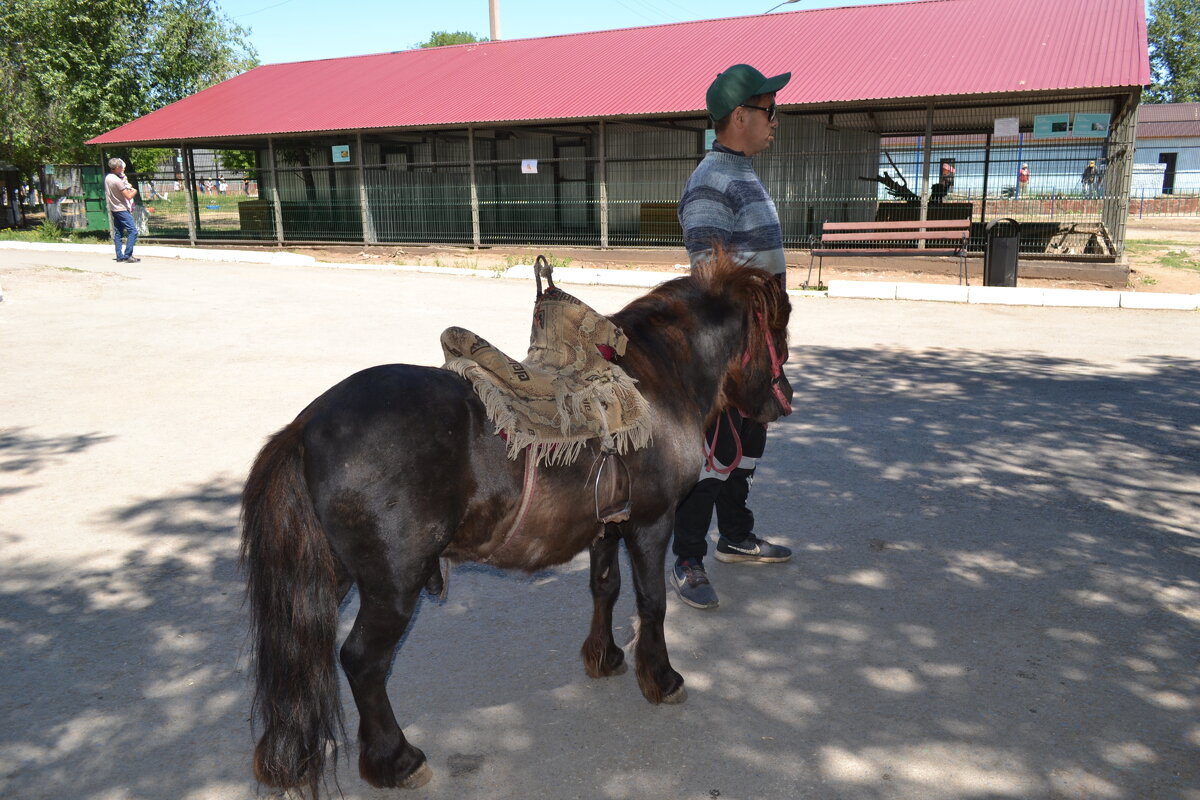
[241,419,342,799]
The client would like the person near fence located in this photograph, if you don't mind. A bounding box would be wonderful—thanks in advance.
[104,158,140,263]
[670,63,794,610]
[1081,160,1098,198]
[1018,163,1030,197]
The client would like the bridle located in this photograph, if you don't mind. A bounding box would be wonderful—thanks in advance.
[742,309,792,416]
[701,307,791,475]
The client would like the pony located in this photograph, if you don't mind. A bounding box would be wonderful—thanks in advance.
[241,254,793,795]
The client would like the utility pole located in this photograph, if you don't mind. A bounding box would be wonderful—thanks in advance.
[489,0,501,40]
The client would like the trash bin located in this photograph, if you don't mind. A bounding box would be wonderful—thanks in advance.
[984,218,1020,287]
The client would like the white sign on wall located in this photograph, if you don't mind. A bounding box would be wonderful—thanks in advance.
[1130,163,1166,193]
[994,117,1019,137]
[521,159,538,174]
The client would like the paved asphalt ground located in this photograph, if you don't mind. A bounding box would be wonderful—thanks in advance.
[1,247,1198,800]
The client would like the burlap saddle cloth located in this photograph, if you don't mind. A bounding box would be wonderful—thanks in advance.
[441,260,652,466]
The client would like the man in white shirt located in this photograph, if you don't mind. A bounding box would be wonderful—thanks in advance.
[104,158,139,262]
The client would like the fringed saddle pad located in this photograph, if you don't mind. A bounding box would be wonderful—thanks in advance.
[441,276,652,466]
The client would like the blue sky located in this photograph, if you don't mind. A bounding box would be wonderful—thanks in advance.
[217,0,911,65]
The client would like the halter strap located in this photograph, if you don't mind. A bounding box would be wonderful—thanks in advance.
[702,409,744,475]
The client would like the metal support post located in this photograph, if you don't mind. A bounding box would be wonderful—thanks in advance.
[356,132,375,245]
[598,120,609,249]
[183,146,199,246]
[918,103,934,246]
[267,137,284,245]
[469,127,481,248]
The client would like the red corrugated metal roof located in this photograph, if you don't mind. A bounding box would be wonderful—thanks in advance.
[89,0,1149,146]
[1137,102,1200,138]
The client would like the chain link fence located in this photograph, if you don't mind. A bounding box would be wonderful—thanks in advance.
[122,97,1194,257]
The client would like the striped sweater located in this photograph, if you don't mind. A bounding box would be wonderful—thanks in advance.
[677,147,785,276]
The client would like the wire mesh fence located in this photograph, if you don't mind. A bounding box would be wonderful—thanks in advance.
[124,101,1196,253]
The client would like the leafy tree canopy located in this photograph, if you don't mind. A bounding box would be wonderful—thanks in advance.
[417,30,487,48]
[0,0,258,173]
[1146,0,1200,103]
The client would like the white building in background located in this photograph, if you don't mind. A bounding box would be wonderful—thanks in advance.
[1132,103,1200,196]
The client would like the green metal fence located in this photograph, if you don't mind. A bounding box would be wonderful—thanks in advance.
[127,97,1178,257]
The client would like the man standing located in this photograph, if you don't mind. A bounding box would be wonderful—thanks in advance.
[104,158,140,263]
[1081,160,1098,198]
[671,63,793,609]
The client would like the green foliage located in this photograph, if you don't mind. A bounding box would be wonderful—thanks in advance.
[417,31,488,48]
[0,0,257,173]
[130,147,174,175]
[1147,0,1200,102]
[36,219,63,241]
[217,149,257,181]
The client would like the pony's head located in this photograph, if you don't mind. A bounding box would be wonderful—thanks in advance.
[691,252,793,424]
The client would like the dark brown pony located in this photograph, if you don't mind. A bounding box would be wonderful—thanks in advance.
[241,255,792,796]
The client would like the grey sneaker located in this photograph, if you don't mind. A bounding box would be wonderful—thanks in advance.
[671,558,719,609]
[713,533,792,564]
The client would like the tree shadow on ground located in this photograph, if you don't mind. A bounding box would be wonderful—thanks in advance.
[0,428,115,498]
[0,346,1197,800]
[0,475,251,800]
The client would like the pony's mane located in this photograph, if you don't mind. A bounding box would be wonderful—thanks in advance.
[614,251,789,339]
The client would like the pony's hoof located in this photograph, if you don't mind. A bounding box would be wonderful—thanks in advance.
[662,685,688,705]
[399,761,433,789]
[609,661,628,676]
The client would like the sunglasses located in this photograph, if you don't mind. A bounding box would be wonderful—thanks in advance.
[740,102,778,122]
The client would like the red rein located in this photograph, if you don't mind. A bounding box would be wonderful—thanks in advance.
[703,310,790,474]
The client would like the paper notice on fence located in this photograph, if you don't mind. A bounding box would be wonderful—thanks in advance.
[521,160,538,174]
[994,117,1019,137]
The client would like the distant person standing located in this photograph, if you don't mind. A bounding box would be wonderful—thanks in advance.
[1081,160,1098,198]
[939,159,956,193]
[104,157,140,263]
[1018,163,1030,197]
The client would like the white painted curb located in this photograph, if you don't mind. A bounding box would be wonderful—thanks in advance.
[1041,288,1122,308]
[0,239,317,266]
[896,283,969,303]
[4,241,1197,310]
[827,280,897,299]
[1118,292,1200,310]
[501,264,677,288]
[968,286,1045,305]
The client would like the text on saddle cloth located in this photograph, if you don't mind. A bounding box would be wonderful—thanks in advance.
[440,257,652,467]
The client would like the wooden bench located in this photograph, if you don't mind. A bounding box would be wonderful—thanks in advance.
[805,218,972,288]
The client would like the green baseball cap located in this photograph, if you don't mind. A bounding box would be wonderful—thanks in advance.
[706,64,791,121]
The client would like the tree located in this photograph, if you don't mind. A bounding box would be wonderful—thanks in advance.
[416,31,487,48]
[217,149,257,181]
[1146,0,1200,103]
[0,0,257,174]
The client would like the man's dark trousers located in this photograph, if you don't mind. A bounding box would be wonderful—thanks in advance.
[672,409,768,561]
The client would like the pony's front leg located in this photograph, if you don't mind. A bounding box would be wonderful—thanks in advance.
[580,526,628,678]
[625,517,686,705]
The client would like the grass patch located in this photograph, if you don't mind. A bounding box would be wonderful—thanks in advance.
[1158,250,1200,272]
[0,225,109,244]
[57,266,86,273]
[1124,239,1200,272]
[1125,239,1193,250]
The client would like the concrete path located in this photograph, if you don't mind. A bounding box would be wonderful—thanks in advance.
[1,246,1197,800]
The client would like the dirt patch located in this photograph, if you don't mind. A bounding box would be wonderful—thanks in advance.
[291,217,1200,295]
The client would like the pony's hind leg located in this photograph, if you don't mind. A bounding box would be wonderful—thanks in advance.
[339,590,433,789]
[580,527,628,678]
[625,518,686,704]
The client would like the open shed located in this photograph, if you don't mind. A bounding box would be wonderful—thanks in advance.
[88,0,1149,266]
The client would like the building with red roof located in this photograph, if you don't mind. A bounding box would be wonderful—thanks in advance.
[88,0,1149,263]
